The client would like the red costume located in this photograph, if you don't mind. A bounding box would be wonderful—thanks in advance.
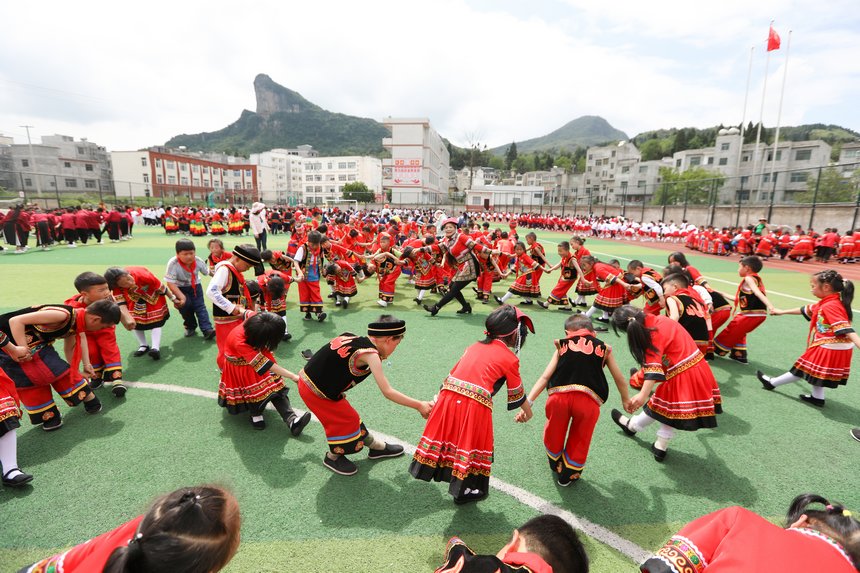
[589,262,625,312]
[508,253,540,298]
[790,294,855,388]
[546,254,579,306]
[713,274,767,363]
[112,267,170,330]
[410,339,526,498]
[219,316,287,414]
[65,294,123,386]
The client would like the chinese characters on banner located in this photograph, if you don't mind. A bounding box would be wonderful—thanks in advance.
[392,159,422,186]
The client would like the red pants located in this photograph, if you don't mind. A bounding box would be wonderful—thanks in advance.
[714,314,766,361]
[547,279,575,304]
[475,271,493,300]
[543,391,601,482]
[298,377,367,455]
[86,328,122,383]
[644,302,662,316]
[378,269,401,302]
[215,320,243,371]
[298,280,323,313]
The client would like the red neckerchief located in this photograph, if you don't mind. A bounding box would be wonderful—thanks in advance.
[70,308,87,385]
[177,258,198,290]
[223,263,253,309]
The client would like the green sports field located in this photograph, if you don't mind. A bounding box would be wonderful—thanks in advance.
[0,227,858,572]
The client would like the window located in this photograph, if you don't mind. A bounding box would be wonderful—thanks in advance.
[246,182,253,189]
[327,174,335,182]
[327,187,336,194]
[740,176,749,185]
[166,160,175,169]
[203,179,209,186]
[192,164,199,173]
[24,178,31,186]
[587,166,592,172]
[611,151,616,157]
[534,193,542,200]
[64,161,72,168]
[790,171,809,183]
[234,182,241,190]
[720,143,730,151]
[141,157,148,167]
[193,178,200,186]
[689,157,702,166]
[718,158,728,166]
[621,166,630,174]
[766,150,783,161]
[347,174,356,181]
[471,196,482,205]
[245,169,252,177]
[156,159,162,168]
[85,180,96,189]
[143,174,150,183]
[637,180,646,188]
[314,185,322,192]
[77,146,85,154]
[21,159,29,167]
[327,163,333,169]
[233,170,240,177]
[338,174,347,181]
[762,173,778,183]
[742,154,751,162]
[348,162,356,169]
[639,165,648,174]
[305,175,313,181]
[795,149,812,161]
[707,157,714,165]
[306,186,313,193]
[676,159,682,168]
[512,197,521,205]
[65,178,78,188]
[314,175,322,182]
[168,175,176,184]
[180,163,187,172]
[587,154,592,160]
[338,162,347,169]
[85,164,93,171]
[157,174,163,184]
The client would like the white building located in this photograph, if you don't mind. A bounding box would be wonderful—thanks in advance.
[382,117,451,204]
[249,149,305,205]
[301,156,382,205]
[465,185,545,210]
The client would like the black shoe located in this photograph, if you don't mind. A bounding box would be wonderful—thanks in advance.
[757,370,775,390]
[851,428,860,442]
[595,316,610,323]
[454,490,488,505]
[251,417,266,430]
[413,297,422,304]
[84,397,102,414]
[423,304,439,316]
[537,301,549,309]
[471,287,480,294]
[328,293,336,299]
[799,394,825,407]
[133,345,150,357]
[89,378,104,390]
[611,409,636,436]
[324,455,358,476]
[456,305,472,315]
[112,383,127,398]
[2,469,33,488]
[335,300,342,306]
[289,412,312,436]
[42,417,63,431]
[342,299,349,309]
[304,312,312,321]
[317,312,327,322]
[577,302,588,308]
[559,306,572,311]
[651,443,668,462]
[557,475,577,487]
[148,348,161,360]
[594,325,609,332]
[367,443,404,460]
[282,332,292,342]
[519,299,533,305]
[203,329,217,340]
[184,329,196,337]
[493,295,504,305]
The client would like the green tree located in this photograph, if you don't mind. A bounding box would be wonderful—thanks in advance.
[488,155,505,170]
[555,156,573,172]
[640,139,664,161]
[341,181,375,202]
[504,142,518,171]
[795,167,857,203]
[652,167,724,206]
[672,129,688,154]
[512,155,535,174]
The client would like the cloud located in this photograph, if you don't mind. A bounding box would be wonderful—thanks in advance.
[0,0,857,153]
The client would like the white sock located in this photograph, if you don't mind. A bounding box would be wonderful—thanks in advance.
[585,306,597,317]
[344,297,350,304]
[601,311,610,320]
[133,330,147,347]
[655,424,675,450]
[770,372,802,387]
[811,386,826,400]
[0,431,21,478]
[150,328,162,350]
[417,290,425,301]
[500,292,513,302]
[575,296,586,304]
[282,315,289,332]
[629,412,657,432]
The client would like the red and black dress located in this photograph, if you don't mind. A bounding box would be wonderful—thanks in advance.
[19,515,144,573]
[330,259,358,298]
[574,246,598,296]
[508,253,541,298]
[544,330,611,483]
[219,317,288,415]
[410,339,526,499]
[790,294,855,388]
[640,315,721,431]
[640,506,856,573]
[297,334,379,455]
[0,332,22,437]
[590,262,625,312]
[714,274,767,362]
[684,265,731,331]
[435,537,552,573]
[547,254,579,306]
[526,241,548,293]
[256,270,294,316]
[0,305,90,425]
[65,293,123,387]
[375,247,401,303]
[669,288,711,357]
[112,266,170,330]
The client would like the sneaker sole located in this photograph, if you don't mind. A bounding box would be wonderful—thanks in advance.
[368,450,405,460]
[323,461,358,476]
[43,421,63,431]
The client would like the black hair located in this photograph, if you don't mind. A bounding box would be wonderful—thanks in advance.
[349,229,359,238]
[579,255,596,267]
[175,239,196,253]
[610,305,656,366]
[785,493,860,569]
[482,305,529,351]
[260,250,273,262]
[571,236,585,245]
[245,280,262,304]
[559,241,570,251]
[325,263,338,276]
[518,514,590,573]
[501,231,509,239]
[104,267,131,290]
[814,270,855,320]
[667,251,690,267]
[316,223,328,235]
[85,299,121,326]
[243,312,286,352]
[564,314,594,333]
[103,485,241,573]
[627,259,644,270]
[515,241,527,251]
[661,272,691,288]
[74,271,107,292]
[740,255,763,273]
[526,232,537,240]
[308,230,322,245]
[207,238,224,249]
[424,236,435,246]
[266,275,286,301]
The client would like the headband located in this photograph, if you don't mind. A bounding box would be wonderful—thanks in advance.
[368,320,406,337]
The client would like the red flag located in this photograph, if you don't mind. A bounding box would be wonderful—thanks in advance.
[767,25,781,51]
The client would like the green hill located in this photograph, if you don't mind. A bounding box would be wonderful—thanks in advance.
[491,116,628,155]
[165,74,389,156]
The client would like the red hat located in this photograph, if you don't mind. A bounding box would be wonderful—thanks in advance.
[440,217,459,229]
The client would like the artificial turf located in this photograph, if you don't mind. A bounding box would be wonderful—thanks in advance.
[0,227,858,572]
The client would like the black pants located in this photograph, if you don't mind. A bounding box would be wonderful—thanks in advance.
[255,230,268,251]
[436,279,471,310]
[35,221,52,246]
[77,229,89,244]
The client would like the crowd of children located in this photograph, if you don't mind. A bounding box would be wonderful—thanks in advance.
[1,204,135,253]
[2,205,858,573]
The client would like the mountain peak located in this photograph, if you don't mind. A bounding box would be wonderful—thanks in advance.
[254,74,319,118]
[491,115,628,155]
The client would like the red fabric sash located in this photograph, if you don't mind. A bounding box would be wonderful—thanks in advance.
[177,259,198,290]
[71,308,87,385]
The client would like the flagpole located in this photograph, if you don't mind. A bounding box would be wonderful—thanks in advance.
[736,46,755,184]
[767,30,791,220]
[750,20,774,201]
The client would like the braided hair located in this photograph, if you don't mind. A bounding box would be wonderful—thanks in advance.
[814,270,854,320]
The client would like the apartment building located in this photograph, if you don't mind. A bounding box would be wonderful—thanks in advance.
[382,118,451,204]
[301,156,382,205]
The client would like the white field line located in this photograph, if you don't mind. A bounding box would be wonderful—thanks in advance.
[537,238,860,313]
[125,381,650,563]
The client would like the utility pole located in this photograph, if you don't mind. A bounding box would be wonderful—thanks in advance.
[19,125,42,197]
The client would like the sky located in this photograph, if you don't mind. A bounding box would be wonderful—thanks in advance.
[1,0,858,152]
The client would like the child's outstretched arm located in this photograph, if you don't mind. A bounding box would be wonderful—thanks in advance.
[364,353,433,419]
[770,307,802,316]
[269,363,299,382]
[604,349,631,411]
[515,351,557,423]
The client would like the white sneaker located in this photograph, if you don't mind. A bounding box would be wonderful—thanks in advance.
[68,243,77,248]
[376,299,388,307]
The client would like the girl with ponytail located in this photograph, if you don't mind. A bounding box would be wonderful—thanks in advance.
[641,492,859,572]
[19,485,240,573]
[758,269,860,407]
[609,305,721,462]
